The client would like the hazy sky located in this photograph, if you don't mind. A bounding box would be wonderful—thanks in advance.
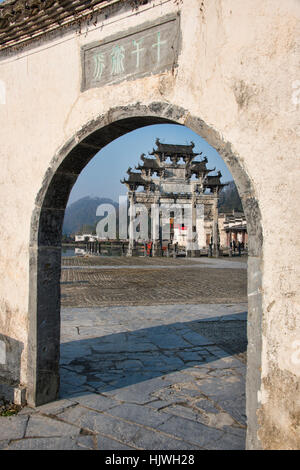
[67,124,233,205]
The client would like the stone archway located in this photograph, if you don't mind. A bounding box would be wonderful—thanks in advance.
[28,102,263,449]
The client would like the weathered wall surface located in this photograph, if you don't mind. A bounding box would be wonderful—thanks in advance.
[0,0,299,449]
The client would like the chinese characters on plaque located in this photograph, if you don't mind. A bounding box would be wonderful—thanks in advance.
[81,15,180,91]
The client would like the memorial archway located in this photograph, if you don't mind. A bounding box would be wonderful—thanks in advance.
[28,102,263,447]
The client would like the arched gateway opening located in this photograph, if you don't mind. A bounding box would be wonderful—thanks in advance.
[28,102,263,447]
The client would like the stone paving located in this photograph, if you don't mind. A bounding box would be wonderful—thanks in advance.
[0,303,247,450]
[61,257,247,307]
[62,255,247,268]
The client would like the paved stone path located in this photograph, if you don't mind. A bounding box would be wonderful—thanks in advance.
[62,255,247,269]
[61,257,247,307]
[0,304,247,450]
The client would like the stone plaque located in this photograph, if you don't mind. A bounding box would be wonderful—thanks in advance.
[81,14,180,91]
[161,182,191,193]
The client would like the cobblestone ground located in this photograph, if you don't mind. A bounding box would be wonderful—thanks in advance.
[61,256,247,307]
[0,257,248,450]
[62,255,247,267]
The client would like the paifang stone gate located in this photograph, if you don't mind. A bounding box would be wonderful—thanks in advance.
[121,139,225,256]
[0,0,299,450]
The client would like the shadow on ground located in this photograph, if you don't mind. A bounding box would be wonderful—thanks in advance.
[60,312,247,397]
[0,310,248,451]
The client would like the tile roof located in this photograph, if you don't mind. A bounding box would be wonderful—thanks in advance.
[0,0,146,51]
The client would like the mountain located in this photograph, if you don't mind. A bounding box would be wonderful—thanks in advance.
[62,196,118,235]
[218,180,243,213]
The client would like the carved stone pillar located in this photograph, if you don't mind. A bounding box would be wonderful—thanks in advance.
[151,196,160,256]
[212,192,219,257]
[190,194,200,257]
[127,191,135,256]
